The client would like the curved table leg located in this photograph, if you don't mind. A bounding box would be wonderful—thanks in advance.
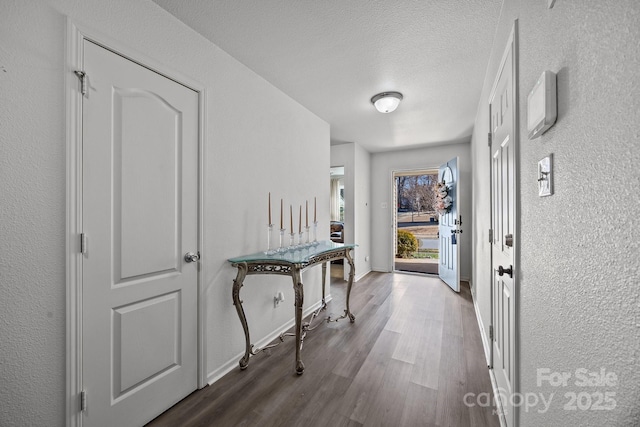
[232,262,252,369]
[292,267,305,375]
[345,248,356,323]
[321,261,327,306]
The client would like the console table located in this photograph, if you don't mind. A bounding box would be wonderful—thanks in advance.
[228,241,356,375]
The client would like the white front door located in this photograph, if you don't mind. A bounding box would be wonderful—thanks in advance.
[438,157,461,292]
[490,25,518,427]
[81,40,199,426]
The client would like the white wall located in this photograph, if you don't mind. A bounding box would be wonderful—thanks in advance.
[0,1,329,425]
[331,142,372,281]
[472,1,640,425]
[370,143,472,282]
[353,143,372,279]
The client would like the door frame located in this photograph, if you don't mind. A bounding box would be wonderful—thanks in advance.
[390,167,439,273]
[65,21,207,427]
[488,20,520,427]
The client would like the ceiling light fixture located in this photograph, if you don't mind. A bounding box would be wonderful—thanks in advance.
[371,91,403,113]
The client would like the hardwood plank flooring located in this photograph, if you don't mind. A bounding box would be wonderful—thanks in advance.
[147,271,499,427]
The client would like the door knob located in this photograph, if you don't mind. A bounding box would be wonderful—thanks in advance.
[184,252,200,263]
[497,265,513,278]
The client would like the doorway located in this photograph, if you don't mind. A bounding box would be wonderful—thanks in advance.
[488,22,519,427]
[393,170,439,275]
[67,25,205,427]
[330,166,345,281]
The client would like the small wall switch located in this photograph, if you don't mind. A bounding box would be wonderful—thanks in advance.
[381,202,388,209]
[538,155,553,197]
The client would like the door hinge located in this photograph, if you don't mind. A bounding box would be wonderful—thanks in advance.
[80,389,87,412]
[74,70,87,96]
[80,233,88,254]
[489,325,494,340]
[488,132,492,147]
[489,228,493,243]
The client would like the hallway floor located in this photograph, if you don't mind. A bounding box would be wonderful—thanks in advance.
[148,271,499,427]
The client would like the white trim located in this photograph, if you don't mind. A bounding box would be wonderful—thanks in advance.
[354,269,371,282]
[471,282,505,426]
[65,19,84,427]
[65,20,207,427]
[206,296,332,385]
[471,283,491,365]
[489,366,508,427]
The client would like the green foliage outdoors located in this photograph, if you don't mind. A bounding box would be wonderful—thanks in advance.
[397,229,418,258]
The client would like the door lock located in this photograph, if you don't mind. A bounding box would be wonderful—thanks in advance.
[184,252,200,263]
[497,265,513,278]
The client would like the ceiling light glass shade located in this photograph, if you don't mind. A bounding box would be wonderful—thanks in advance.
[371,92,403,113]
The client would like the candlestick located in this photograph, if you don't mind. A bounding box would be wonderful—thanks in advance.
[305,225,310,245]
[280,199,283,230]
[314,197,317,223]
[298,231,304,247]
[289,232,295,251]
[265,224,275,255]
[312,221,318,244]
[278,228,286,253]
[268,192,272,225]
[290,205,293,234]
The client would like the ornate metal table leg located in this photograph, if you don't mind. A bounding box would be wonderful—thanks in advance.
[232,262,252,369]
[292,267,305,375]
[321,261,327,306]
[344,249,356,323]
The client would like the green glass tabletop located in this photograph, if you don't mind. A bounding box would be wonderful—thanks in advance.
[228,240,356,265]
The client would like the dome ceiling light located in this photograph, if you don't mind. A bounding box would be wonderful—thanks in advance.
[371,91,403,113]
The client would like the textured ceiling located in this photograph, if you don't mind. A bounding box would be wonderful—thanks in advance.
[153,0,503,152]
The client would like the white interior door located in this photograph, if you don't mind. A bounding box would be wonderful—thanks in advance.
[490,26,518,427]
[81,40,199,426]
[438,157,461,292]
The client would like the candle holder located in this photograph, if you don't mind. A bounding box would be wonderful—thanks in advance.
[278,228,286,253]
[288,232,296,251]
[298,231,304,247]
[312,221,319,245]
[305,226,311,246]
[265,224,276,255]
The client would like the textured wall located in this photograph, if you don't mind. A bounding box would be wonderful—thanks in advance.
[370,142,472,280]
[472,0,640,425]
[0,1,67,425]
[0,0,329,425]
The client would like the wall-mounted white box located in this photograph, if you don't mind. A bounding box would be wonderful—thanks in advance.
[527,71,557,139]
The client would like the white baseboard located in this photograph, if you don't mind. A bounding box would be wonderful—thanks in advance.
[471,285,491,365]
[355,269,371,282]
[206,296,332,385]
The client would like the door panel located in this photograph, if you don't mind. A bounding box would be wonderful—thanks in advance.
[438,157,460,292]
[82,40,199,426]
[115,88,182,281]
[490,28,517,427]
[113,291,180,397]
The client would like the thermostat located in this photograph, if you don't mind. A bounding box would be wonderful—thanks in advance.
[527,70,557,139]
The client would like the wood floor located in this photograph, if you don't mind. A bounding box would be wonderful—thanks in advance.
[147,270,500,427]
